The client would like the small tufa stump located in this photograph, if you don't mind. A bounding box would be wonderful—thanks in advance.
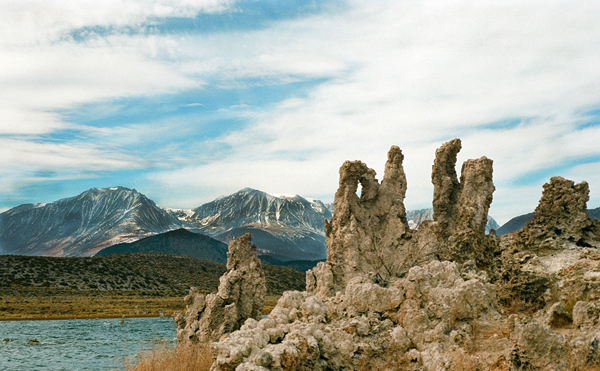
[173,233,266,343]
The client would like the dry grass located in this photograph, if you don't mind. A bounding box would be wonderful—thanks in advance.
[262,295,279,315]
[561,348,600,371]
[121,333,600,371]
[0,290,281,320]
[122,342,213,371]
[0,288,185,319]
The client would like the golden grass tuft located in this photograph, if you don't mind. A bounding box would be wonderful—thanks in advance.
[122,342,213,371]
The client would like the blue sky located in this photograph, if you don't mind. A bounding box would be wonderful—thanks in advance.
[2,0,600,224]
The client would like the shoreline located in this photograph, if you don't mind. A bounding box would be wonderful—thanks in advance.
[0,313,170,322]
[0,294,279,322]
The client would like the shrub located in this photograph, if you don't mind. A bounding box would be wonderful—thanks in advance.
[122,342,212,371]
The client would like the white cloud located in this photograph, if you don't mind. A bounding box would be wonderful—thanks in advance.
[3,0,600,225]
[148,0,600,223]
[0,0,234,46]
[0,1,221,184]
[0,138,142,172]
[0,34,202,135]
[0,0,233,127]
[147,156,342,208]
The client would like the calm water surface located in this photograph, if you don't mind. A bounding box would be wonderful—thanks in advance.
[0,317,176,371]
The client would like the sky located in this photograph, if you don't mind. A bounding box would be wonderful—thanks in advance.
[1,0,600,225]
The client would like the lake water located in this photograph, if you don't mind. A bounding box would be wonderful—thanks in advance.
[0,317,176,371]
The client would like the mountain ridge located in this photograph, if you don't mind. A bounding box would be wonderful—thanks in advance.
[1,186,501,260]
[0,187,182,256]
[182,188,332,261]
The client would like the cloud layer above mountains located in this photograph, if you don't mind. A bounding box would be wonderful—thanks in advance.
[2,0,600,223]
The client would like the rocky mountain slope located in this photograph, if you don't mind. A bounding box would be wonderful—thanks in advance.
[497,206,600,235]
[95,228,228,263]
[187,139,600,371]
[181,188,332,261]
[0,187,182,256]
[0,187,333,261]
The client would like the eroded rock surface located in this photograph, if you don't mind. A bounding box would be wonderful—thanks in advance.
[497,177,600,313]
[504,176,600,252]
[173,233,266,343]
[317,139,495,295]
[432,139,495,265]
[322,145,415,291]
[179,139,600,371]
[212,261,501,371]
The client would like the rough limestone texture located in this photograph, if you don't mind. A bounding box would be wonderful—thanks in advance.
[503,176,600,252]
[322,145,417,291]
[431,138,496,264]
[497,177,600,312]
[208,140,510,371]
[212,261,500,371]
[173,233,266,343]
[314,138,495,297]
[180,139,600,371]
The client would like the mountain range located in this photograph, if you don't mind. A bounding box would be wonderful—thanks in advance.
[94,227,323,272]
[1,186,503,261]
[182,188,332,261]
[0,187,181,256]
[0,187,333,261]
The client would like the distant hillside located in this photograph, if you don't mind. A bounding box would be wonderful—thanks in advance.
[96,228,321,271]
[496,213,535,236]
[496,206,600,236]
[0,253,305,297]
[259,255,325,272]
[95,228,228,263]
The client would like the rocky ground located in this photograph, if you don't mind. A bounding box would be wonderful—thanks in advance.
[176,138,600,371]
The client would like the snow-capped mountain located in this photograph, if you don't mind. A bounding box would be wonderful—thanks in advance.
[0,185,505,260]
[0,187,182,256]
[183,188,332,261]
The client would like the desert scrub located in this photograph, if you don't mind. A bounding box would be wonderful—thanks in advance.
[122,342,212,371]
[0,252,304,296]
